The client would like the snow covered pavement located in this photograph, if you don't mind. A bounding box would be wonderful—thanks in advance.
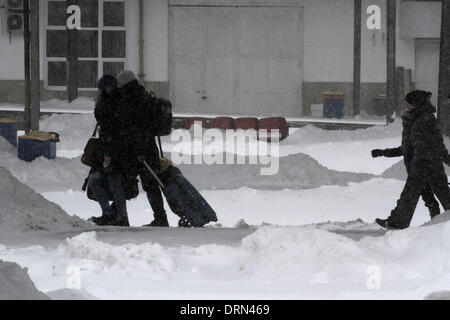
[1,216,450,299]
[41,178,433,229]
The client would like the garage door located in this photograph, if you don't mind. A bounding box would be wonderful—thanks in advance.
[169,6,303,116]
[415,40,440,106]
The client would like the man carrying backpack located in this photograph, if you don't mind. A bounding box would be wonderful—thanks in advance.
[117,70,169,227]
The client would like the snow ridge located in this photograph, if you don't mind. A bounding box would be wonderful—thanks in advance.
[0,165,89,235]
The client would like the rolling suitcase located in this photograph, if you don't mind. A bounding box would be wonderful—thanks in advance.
[142,160,218,227]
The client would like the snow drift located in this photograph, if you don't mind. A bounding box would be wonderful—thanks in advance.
[0,260,48,300]
[0,137,89,190]
[40,112,96,153]
[1,135,372,191]
[0,165,88,235]
[58,212,450,289]
[172,152,373,190]
[382,159,450,181]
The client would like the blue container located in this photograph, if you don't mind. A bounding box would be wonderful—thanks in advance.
[18,137,57,162]
[323,91,345,119]
[0,120,17,147]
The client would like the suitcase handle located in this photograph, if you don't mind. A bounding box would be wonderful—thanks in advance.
[142,160,165,189]
[157,136,164,158]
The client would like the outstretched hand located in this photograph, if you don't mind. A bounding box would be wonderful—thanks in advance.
[371,149,383,158]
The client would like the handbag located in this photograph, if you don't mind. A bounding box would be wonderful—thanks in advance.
[81,124,102,167]
[83,173,140,201]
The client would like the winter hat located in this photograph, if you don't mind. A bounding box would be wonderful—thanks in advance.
[405,90,432,108]
[117,70,137,88]
[97,75,117,92]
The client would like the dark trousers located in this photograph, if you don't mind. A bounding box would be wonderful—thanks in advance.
[421,185,440,217]
[88,171,127,219]
[388,160,450,228]
[139,165,166,218]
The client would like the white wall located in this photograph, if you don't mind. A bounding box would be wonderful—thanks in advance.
[144,0,168,81]
[126,0,168,81]
[360,0,387,83]
[126,0,139,75]
[0,0,433,84]
[400,1,441,39]
[303,0,415,83]
[165,0,393,83]
[303,0,354,82]
[396,0,416,79]
[0,31,25,80]
[0,2,45,80]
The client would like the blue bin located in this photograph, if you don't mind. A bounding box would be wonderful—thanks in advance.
[18,132,58,162]
[0,119,17,147]
[323,91,345,119]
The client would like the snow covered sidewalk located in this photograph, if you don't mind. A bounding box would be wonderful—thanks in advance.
[41,178,435,229]
[1,214,450,300]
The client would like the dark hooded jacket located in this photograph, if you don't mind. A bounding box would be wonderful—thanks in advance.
[94,89,132,173]
[405,101,449,166]
[379,112,415,173]
[120,79,161,170]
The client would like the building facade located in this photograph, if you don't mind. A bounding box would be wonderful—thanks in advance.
[0,0,444,116]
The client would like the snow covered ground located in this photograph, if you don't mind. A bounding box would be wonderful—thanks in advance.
[41,179,432,229]
[1,104,450,299]
[1,218,450,300]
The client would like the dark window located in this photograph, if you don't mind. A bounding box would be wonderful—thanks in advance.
[48,61,67,86]
[102,31,126,58]
[78,61,98,88]
[45,0,125,89]
[103,62,125,77]
[79,0,99,28]
[48,1,66,26]
[104,2,125,27]
[78,30,98,58]
[47,30,67,57]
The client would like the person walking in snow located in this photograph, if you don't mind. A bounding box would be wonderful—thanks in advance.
[371,110,442,219]
[88,75,130,227]
[375,90,450,229]
[116,70,169,227]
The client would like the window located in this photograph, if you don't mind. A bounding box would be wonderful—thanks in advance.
[45,0,126,90]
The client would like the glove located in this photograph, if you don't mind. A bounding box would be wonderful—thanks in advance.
[103,156,113,175]
[137,155,146,163]
[371,149,383,158]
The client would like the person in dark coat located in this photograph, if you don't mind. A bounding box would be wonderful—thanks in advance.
[117,70,169,227]
[376,90,450,229]
[372,111,441,218]
[88,75,130,227]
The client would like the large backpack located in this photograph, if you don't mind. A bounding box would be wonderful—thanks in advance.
[148,91,173,136]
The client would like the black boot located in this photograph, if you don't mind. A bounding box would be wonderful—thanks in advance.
[109,215,130,227]
[375,218,405,230]
[429,208,440,220]
[145,213,169,227]
[91,214,116,226]
[89,204,117,226]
